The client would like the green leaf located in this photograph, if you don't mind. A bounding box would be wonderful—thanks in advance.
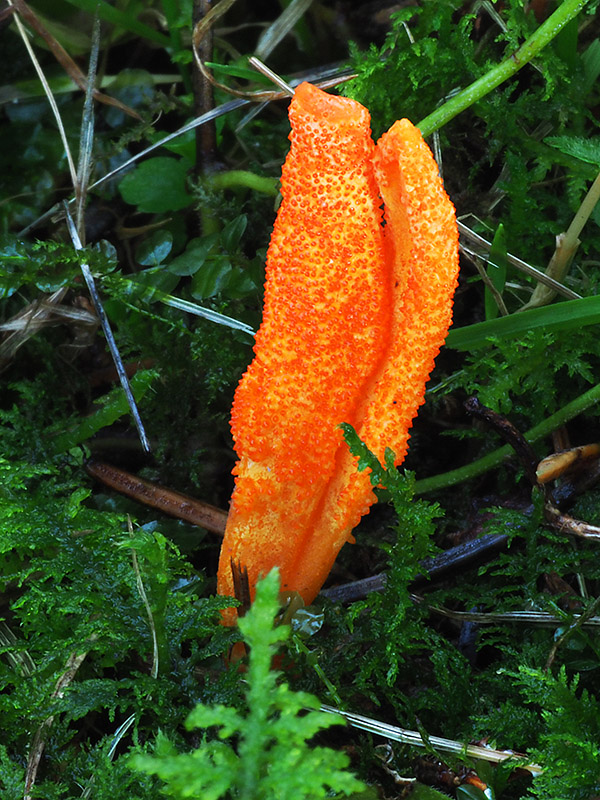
[410,785,458,800]
[456,786,489,800]
[126,266,180,302]
[545,135,600,166]
[119,157,192,213]
[136,230,174,266]
[339,423,387,486]
[205,61,273,85]
[552,14,578,73]
[221,215,248,252]
[224,266,258,299]
[191,257,233,298]
[167,235,218,276]
[582,38,600,94]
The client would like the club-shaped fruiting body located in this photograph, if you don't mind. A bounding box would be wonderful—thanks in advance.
[217,82,459,622]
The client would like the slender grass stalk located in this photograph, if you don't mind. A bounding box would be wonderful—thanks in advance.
[157,290,256,335]
[255,0,315,60]
[129,519,161,680]
[75,16,100,239]
[320,705,543,776]
[565,169,600,242]
[8,0,77,187]
[522,168,600,309]
[458,221,581,301]
[418,0,591,135]
[64,208,153,453]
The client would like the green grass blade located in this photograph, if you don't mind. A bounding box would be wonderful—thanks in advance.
[446,295,600,352]
[62,0,171,47]
[484,223,507,320]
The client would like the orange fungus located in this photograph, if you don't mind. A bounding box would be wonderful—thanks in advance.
[217,82,459,621]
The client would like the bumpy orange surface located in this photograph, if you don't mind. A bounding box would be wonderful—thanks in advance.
[217,83,459,620]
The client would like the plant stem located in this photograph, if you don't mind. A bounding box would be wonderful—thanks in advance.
[415,380,600,494]
[567,169,600,242]
[209,170,280,195]
[520,168,600,310]
[417,0,591,136]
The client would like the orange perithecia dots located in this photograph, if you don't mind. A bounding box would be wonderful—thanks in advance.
[217,82,459,622]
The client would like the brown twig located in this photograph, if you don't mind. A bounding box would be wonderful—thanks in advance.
[464,396,540,486]
[192,0,218,176]
[464,397,600,544]
[85,460,228,534]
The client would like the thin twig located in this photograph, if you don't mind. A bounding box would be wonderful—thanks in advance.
[192,0,218,177]
[544,505,600,542]
[85,460,228,534]
[416,380,600,494]
[320,533,508,603]
[464,398,600,541]
[63,205,151,453]
[249,56,294,96]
